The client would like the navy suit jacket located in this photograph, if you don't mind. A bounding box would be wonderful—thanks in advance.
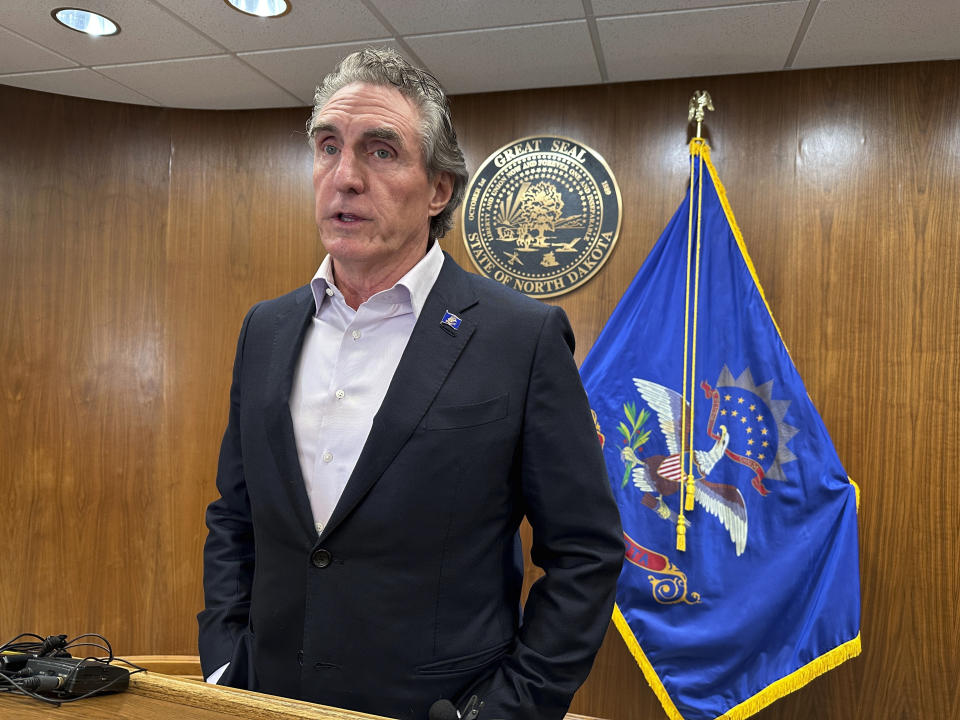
[198,254,623,720]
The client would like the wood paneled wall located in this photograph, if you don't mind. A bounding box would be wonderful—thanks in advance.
[1,60,957,719]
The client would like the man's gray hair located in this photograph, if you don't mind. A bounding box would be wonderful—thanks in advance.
[307,48,468,242]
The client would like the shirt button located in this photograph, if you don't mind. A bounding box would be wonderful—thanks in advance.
[351,330,361,341]
[335,389,345,400]
[311,549,332,568]
[325,287,334,297]
[322,451,333,463]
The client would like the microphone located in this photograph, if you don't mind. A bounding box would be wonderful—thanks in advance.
[428,699,459,720]
[428,695,483,720]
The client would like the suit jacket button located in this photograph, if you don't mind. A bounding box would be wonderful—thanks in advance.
[311,548,332,568]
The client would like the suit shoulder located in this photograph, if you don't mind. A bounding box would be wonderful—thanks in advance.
[257,284,313,310]
[243,284,313,319]
[453,266,573,351]
[463,268,554,319]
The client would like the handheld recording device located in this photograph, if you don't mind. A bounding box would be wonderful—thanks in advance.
[17,656,129,698]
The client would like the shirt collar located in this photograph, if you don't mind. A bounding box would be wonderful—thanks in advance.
[309,240,444,319]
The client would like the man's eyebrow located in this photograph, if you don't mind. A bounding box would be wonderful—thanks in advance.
[310,121,338,139]
[363,127,404,147]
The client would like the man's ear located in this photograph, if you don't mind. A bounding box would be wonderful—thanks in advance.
[428,171,454,217]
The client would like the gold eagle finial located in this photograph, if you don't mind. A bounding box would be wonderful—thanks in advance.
[688,91,714,137]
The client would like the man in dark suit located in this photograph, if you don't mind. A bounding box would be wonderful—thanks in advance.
[198,48,623,720]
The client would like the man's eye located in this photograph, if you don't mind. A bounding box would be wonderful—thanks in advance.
[373,148,392,159]
[322,144,338,155]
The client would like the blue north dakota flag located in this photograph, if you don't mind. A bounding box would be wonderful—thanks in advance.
[580,139,861,719]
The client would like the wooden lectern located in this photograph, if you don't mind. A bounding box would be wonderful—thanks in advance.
[0,659,606,719]
[0,670,390,719]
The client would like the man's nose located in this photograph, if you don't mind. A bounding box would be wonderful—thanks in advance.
[332,149,364,193]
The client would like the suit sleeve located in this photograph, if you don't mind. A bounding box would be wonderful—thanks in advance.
[197,304,259,680]
[471,305,624,720]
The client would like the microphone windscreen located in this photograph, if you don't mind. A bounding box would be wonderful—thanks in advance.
[428,698,460,720]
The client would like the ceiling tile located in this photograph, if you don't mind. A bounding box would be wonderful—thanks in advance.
[0,0,221,65]
[0,68,159,105]
[2,0,958,110]
[154,0,389,52]
[793,0,960,69]
[408,22,601,95]
[0,25,77,73]
[593,0,775,16]
[370,0,584,34]
[96,56,301,109]
[240,41,407,106]
[598,2,807,82]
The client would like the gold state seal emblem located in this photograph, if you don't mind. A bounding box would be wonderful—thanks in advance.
[462,136,622,298]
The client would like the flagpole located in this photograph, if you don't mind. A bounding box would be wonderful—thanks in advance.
[677,92,716,551]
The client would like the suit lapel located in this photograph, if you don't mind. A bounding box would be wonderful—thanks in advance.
[321,255,478,538]
[263,285,318,542]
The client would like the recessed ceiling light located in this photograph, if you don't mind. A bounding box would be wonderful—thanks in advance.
[52,8,120,36]
[223,0,291,18]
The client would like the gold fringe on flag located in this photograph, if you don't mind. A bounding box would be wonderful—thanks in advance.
[612,604,685,720]
[716,634,862,719]
[612,604,862,720]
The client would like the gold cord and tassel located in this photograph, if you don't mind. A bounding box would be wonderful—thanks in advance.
[678,129,695,548]
[685,144,706,513]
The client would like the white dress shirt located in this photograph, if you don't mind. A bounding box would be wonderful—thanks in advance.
[290,241,444,536]
[206,242,443,684]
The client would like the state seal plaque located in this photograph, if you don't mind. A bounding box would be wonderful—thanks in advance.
[462,135,621,298]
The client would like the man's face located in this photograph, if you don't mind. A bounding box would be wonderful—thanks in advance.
[311,82,452,276]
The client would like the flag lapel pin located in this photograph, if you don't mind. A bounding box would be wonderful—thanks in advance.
[440,310,462,335]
